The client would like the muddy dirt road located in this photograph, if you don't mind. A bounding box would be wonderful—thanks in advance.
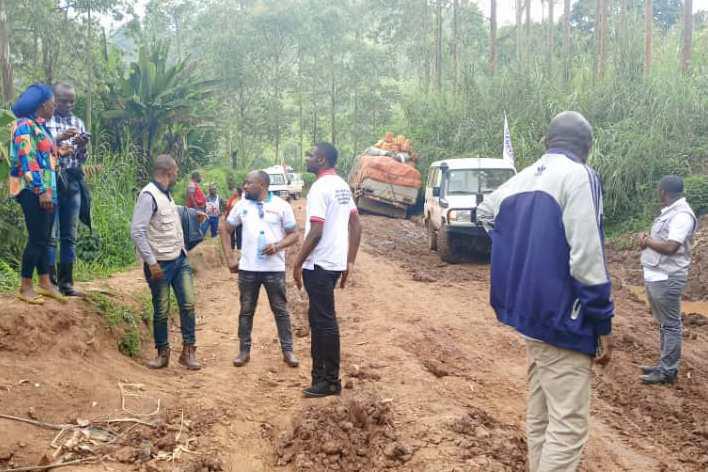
[1,204,707,471]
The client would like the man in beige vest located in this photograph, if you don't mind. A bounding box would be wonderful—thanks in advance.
[639,175,697,385]
[130,155,203,370]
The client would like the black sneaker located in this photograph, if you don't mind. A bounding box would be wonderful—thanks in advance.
[303,381,342,398]
[641,371,676,385]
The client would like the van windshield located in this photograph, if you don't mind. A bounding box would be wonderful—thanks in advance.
[269,174,287,186]
[445,169,514,195]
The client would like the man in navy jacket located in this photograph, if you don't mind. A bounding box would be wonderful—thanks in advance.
[478,111,613,472]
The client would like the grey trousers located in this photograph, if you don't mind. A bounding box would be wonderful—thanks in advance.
[645,276,687,376]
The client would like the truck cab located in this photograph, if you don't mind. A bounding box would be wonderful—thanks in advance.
[424,158,516,262]
[264,165,291,201]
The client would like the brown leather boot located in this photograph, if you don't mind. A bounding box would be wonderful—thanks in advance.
[179,344,202,370]
[147,346,170,369]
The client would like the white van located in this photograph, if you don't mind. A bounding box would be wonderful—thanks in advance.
[424,158,516,262]
[264,165,291,200]
[287,172,304,200]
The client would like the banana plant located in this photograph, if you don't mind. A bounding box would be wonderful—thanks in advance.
[103,41,219,179]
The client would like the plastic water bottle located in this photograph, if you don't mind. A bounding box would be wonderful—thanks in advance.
[257,230,267,260]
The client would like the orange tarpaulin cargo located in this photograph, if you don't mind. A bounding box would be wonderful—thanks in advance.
[351,155,422,189]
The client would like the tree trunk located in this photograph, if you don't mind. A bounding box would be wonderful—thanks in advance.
[680,0,693,74]
[516,0,522,62]
[452,0,459,92]
[86,0,93,156]
[434,0,443,92]
[0,0,13,104]
[330,68,336,145]
[489,0,497,75]
[644,0,653,77]
[297,46,304,169]
[525,0,531,64]
[547,0,554,69]
[563,0,570,81]
[596,0,608,80]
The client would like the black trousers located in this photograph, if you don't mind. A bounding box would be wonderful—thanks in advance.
[303,265,342,385]
[17,189,54,278]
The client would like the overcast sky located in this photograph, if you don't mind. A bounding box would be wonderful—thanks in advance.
[474,0,708,26]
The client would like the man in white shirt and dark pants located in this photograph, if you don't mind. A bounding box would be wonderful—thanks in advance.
[220,170,300,368]
[294,143,362,398]
[639,175,697,385]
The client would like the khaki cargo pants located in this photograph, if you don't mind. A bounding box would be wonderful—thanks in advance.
[526,340,592,472]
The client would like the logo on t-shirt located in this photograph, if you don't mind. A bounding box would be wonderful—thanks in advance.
[335,188,352,205]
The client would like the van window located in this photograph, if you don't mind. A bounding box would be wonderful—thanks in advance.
[269,174,287,186]
[444,169,514,195]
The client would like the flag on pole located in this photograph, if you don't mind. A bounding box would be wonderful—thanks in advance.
[503,112,515,166]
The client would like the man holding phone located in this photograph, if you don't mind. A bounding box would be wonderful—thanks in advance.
[46,82,90,297]
[220,170,300,368]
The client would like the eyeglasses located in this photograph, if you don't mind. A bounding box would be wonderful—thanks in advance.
[256,201,264,219]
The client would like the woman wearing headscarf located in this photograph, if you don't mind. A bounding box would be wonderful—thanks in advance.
[9,83,72,304]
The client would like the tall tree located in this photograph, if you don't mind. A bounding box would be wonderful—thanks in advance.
[680,0,693,74]
[525,0,531,63]
[516,0,523,61]
[434,0,443,92]
[0,0,12,104]
[563,0,571,81]
[490,0,497,74]
[645,0,653,76]
[547,0,554,68]
[452,0,459,92]
[596,0,608,80]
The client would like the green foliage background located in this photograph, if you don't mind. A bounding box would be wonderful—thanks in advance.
[0,0,706,294]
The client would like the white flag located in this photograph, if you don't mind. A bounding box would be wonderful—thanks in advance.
[503,113,515,166]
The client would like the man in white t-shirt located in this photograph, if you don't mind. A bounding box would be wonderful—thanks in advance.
[220,170,300,368]
[639,175,697,385]
[293,143,362,398]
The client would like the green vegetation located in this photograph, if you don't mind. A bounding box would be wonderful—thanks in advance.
[85,292,144,357]
[0,1,705,293]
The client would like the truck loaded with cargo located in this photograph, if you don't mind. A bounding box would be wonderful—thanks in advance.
[348,132,422,219]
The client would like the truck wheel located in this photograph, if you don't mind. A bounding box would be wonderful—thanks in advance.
[437,225,458,264]
[427,220,438,251]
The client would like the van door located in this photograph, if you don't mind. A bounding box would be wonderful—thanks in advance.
[429,168,443,229]
[424,166,436,221]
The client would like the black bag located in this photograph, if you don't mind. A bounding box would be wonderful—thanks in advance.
[177,206,205,251]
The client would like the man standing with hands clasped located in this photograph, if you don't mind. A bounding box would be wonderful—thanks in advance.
[293,143,362,398]
[639,175,696,385]
[220,170,300,368]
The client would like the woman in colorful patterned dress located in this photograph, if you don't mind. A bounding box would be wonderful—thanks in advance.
[9,84,72,304]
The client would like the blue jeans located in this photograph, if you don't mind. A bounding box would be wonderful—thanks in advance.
[144,254,197,348]
[208,216,219,238]
[49,176,81,264]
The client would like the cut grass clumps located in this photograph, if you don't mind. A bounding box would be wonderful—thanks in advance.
[85,292,144,357]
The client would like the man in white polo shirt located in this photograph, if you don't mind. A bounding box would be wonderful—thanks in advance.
[293,143,362,398]
[220,170,300,368]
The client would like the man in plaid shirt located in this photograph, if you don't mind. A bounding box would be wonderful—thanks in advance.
[46,82,90,297]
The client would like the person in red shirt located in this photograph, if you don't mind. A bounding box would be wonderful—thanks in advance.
[186,171,206,210]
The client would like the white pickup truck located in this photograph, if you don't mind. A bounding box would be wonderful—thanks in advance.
[424,158,516,262]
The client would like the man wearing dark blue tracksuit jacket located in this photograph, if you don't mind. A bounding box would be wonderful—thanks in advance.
[478,111,614,472]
